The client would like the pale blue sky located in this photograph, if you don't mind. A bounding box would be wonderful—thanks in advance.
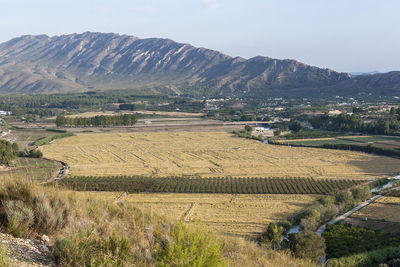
[1,0,399,72]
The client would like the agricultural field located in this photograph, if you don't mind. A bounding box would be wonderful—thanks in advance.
[279,135,400,150]
[0,157,60,182]
[84,192,319,239]
[41,132,400,179]
[351,196,400,223]
[2,127,57,149]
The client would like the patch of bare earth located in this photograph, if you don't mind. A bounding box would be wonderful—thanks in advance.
[0,232,54,266]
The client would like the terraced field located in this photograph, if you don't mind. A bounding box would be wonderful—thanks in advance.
[0,157,60,181]
[41,132,400,179]
[84,192,319,239]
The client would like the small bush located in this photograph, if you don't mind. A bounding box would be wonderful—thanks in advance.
[53,231,131,266]
[0,179,70,237]
[32,193,70,234]
[28,149,43,158]
[0,180,35,203]
[4,200,34,237]
[154,221,226,267]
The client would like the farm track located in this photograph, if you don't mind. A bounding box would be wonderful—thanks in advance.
[183,202,197,223]
[317,175,400,266]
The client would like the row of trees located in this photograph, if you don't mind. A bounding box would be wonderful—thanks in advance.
[299,186,371,233]
[260,184,374,262]
[55,114,137,127]
[0,140,19,165]
[310,113,400,135]
[59,176,363,195]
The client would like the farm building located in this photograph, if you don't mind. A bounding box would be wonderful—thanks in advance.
[0,111,12,116]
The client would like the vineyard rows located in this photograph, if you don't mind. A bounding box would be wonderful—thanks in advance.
[57,176,365,194]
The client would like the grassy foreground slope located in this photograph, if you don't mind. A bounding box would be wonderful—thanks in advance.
[80,192,319,240]
[0,178,314,266]
[41,132,400,179]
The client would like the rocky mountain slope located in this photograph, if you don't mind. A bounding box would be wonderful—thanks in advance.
[0,32,351,96]
[327,71,400,96]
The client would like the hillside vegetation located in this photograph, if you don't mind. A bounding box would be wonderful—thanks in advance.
[0,178,314,266]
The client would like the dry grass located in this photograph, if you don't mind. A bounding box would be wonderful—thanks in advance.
[109,193,319,239]
[0,176,315,266]
[58,190,317,266]
[352,196,400,223]
[41,132,400,179]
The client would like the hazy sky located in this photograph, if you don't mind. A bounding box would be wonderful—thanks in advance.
[1,0,399,73]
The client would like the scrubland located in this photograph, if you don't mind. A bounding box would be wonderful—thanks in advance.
[0,178,314,266]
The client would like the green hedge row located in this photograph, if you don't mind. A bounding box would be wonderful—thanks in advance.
[34,131,74,146]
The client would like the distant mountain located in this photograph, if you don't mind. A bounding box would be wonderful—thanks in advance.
[325,71,400,96]
[349,71,381,77]
[0,32,351,96]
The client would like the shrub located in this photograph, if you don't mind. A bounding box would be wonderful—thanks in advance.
[4,200,34,237]
[154,221,226,267]
[351,186,371,202]
[300,216,319,232]
[53,231,131,266]
[0,179,70,237]
[289,230,326,262]
[32,193,70,234]
[0,180,35,203]
[244,125,253,132]
[260,223,283,249]
[28,149,43,158]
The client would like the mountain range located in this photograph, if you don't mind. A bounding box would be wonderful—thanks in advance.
[0,32,399,97]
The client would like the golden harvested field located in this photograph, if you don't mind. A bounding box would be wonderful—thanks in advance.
[82,192,319,239]
[40,132,400,179]
[352,196,400,223]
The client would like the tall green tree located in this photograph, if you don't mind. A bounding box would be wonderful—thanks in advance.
[289,230,326,262]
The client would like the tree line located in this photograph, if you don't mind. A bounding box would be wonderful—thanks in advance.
[310,112,400,135]
[55,114,138,127]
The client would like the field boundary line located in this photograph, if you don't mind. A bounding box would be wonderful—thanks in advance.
[184,202,197,223]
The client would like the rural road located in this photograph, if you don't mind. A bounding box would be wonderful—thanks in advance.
[317,174,400,236]
[316,194,382,236]
[317,176,399,266]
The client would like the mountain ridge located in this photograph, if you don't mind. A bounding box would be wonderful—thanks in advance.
[0,32,397,97]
